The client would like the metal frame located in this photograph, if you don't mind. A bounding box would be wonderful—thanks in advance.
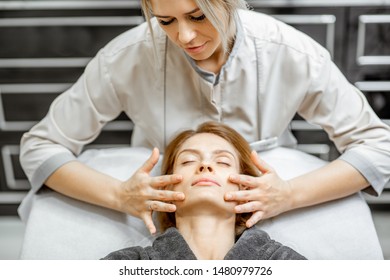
[291,120,322,131]
[355,81,390,126]
[363,191,390,204]
[0,1,140,10]
[356,14,390,66]
[0,16,144,68]
[247,0,390,7]
[0,192,27,204]
[297,144,330,160]
[1,144,129,193]
[0,58,90,69]
[290,121,330,159]
[0,16,144,27]
[0,83,134,131]
[1,145,31,190]
[355,81,390,92]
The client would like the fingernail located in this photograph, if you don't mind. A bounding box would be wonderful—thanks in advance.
[235,205,242,212]
[175,175,183,181]
[176,193,185,200]
[230,175,238,181]
[225,194,232,200]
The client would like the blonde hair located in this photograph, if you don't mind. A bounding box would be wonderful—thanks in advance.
[157,121,260,236]
[140,0,248,54]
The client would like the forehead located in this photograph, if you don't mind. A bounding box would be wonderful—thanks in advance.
[150,0,198,14]
[179,133,238,156]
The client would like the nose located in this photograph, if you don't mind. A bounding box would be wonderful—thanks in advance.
[198,162,213,173]
[177,21,196,44]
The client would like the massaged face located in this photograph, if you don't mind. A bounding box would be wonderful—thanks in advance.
[150,0,223,62]
[171,133,240,214]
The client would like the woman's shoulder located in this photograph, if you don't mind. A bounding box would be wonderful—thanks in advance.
[238,9,328,61]
[238,9,283,39]
[100,18,166,58]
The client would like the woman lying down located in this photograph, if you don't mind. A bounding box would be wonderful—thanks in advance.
[102,122,305,260]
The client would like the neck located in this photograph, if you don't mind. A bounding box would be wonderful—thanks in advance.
[195,48,228,74]
[175,214,236,260]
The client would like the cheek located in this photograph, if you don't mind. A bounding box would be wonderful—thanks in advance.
[205,24,220,41]
[166,30,176,41]
[209,29,219,40]
[171,171,192,191]
[159,26,176,41]
[221,173,238,191]
[171,182,184,192]
[222,168,240,189]
[226,182,239,192]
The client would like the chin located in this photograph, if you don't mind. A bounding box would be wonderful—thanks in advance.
[187,51,213,61]
[177,192,237,214]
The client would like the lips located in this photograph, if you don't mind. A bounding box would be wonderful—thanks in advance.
[185,42,206,54]
[192,178,220,187]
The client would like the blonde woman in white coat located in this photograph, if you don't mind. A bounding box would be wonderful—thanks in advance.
[20,0,390,235]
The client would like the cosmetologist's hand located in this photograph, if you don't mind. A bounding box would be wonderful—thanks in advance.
[225,151,293,228]
[119,148,184,234]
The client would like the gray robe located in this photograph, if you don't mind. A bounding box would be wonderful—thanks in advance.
[102,227,306,260]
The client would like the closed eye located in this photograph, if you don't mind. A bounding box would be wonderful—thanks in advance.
[182,160,196,165]
[158,14,205,26]
[217,162,231,167]
[159,18,174,26]
[190,14,206,22]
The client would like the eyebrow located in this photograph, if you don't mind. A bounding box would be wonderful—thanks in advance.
[153,8,200,18]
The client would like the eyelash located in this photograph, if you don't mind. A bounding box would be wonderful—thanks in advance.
[159,14,206,26]
[181,161,231,167]
[192,14,206,22]
[159,19,174,26]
